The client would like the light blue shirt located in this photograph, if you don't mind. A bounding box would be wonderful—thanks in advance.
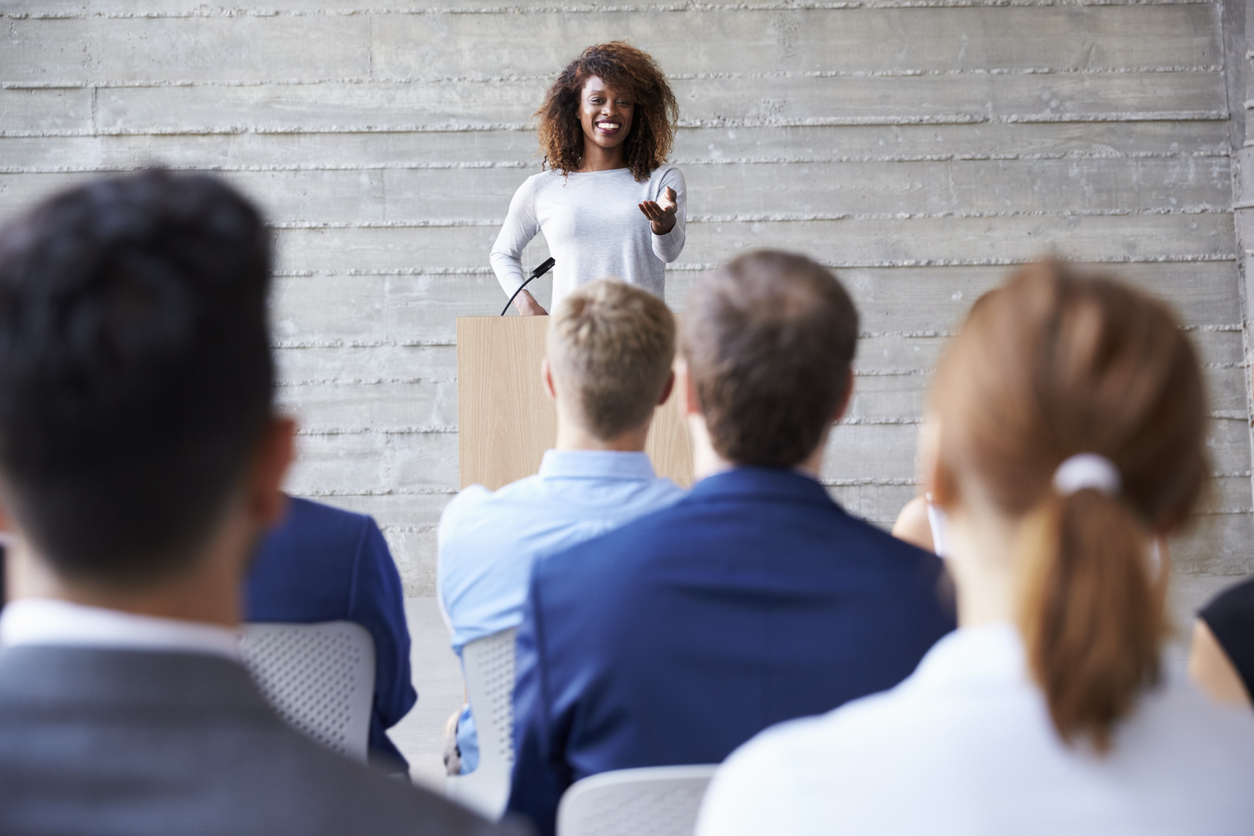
[437,449,685,773]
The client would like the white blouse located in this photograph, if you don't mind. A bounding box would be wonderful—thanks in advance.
[489,165,686,310]
[697,621,1254,836]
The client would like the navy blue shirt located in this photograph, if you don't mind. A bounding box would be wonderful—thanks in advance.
[246,497,417,772]
[507,467,956,836]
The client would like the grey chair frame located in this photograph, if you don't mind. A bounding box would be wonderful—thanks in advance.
[444,627,519,819]
[240,620,376,763]
[556,764,720,836]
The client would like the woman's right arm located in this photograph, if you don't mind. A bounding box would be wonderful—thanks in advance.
[490,178,546,315]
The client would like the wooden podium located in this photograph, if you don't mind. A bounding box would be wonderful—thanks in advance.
[456,317,693,490]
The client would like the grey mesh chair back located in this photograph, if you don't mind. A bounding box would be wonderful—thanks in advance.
[444,627,518,819]
[240,621,376,763]
[556,765,719,836]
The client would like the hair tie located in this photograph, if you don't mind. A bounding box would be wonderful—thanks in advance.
[1052,453,1122,496]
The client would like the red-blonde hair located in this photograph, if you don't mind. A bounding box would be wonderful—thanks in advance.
[931,261,1208,751]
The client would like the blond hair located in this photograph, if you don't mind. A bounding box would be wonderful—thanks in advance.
[548,279,676,440]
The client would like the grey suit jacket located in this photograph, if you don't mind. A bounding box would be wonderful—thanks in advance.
[0,645,530,836]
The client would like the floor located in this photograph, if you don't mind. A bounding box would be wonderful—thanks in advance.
[393,597,464,792]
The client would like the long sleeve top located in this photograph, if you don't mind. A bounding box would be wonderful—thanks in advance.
[697,622,1254,836]
[505,467,955,836]
[437,450,685,774]
[489,165,686,309]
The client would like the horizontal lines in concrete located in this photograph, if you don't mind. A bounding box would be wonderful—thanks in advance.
[3,0,1222,20]
[2,153,1235,174]
[3,67,1230,90]
[6,5,1217,86]
[2,116,1233,138]
[263,254,1241,276]
[1,121,1229,163]
[4,0,1245,585]
[0,131,1234,172]
[240,209,1239,230]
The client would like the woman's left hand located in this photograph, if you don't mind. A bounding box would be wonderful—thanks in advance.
[639,187,678,235]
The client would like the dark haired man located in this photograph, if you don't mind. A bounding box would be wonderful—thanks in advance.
[506,250,956,836]
[0,170,523,836]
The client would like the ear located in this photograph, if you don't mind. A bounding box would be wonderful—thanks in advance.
[676,359,701,418]
[656,369,676,407]
[541,357,557,403]
[246,415,297,530]
[831,369,854,423]
[922,418,958,508]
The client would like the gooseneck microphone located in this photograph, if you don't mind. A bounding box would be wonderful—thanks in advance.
[500,257,556,316]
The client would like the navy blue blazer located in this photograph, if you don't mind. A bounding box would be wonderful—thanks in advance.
[507,467,955,836]
[246,497,417,772]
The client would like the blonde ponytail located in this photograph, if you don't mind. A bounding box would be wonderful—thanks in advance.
[1017,489,1165,751]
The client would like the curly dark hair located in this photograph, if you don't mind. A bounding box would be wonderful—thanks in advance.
[535,42,678,182]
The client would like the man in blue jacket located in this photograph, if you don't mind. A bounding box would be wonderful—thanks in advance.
[247,496,416,774]
[506,250,956,836]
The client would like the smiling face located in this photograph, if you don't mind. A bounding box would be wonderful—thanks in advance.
[578,75,634,153]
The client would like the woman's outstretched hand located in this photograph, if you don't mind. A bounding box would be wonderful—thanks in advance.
[639,187,678,235]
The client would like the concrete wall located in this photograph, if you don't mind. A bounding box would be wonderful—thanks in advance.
[2,1,1250,613]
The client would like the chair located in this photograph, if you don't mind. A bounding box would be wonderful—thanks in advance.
[444,627,518,819]
[240,621,376,763]
[556,765,719,836]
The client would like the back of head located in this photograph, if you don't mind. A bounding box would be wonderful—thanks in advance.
[0,169,274,588]
[548,279,676,441]
[682,250,858,467]
[931,260,1207,750]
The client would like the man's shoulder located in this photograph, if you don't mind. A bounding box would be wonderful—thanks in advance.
[0,648,517,836]
[245,733,513,835]
[230,705,529,836]
[0,718,513,836]
[531,484,940,583]
[271,496,377,552]
[439,477,544,533]
[826,505,940,563]
[531,490,698,576]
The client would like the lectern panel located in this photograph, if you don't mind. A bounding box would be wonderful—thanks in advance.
[457,316,693,491]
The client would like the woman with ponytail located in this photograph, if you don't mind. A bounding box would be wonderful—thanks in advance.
[695,262,1254,836]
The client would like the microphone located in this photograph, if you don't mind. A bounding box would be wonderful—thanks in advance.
[500,257,556,316]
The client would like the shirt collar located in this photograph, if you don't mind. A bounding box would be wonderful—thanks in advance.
[909,620,1027,687]
[0,598,242,661]
[538,449,659,482]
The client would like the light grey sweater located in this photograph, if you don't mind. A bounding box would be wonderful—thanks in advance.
[489,165,686,309]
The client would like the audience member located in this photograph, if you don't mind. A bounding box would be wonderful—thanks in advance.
[0,170,525,836]
[697,261,1254,836]
[438,278,684,775]
[1190,577,1254,707]
[248,494,418,773]
[506,250,956,836]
